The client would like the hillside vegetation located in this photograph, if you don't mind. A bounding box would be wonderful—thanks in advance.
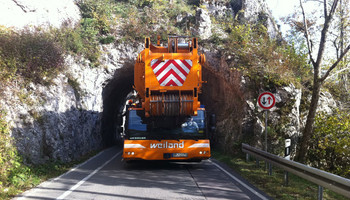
[0,0,349,198]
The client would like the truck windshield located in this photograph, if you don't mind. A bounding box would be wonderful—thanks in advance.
[127,110,206,140]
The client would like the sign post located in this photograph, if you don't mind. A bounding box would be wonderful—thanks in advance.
[258,92,276,152]
[258,92,276,175]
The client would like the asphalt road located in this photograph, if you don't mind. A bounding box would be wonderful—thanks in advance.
[14,146,270,200]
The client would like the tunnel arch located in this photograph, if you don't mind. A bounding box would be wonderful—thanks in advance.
[101,61,134,147]
[100,53,246,150]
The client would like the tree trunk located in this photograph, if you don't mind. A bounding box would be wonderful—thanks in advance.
[297,80,321,162]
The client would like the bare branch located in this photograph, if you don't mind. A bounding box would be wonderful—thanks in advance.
[324,0,328,18]
[320,44,350,82]
[315,0,339,68]
[329,0,339,17]
[325,66,350,81]
[300,0,316,65]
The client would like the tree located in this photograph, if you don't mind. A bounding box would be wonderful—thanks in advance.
[296,0,350,162]
[331,0,350,98]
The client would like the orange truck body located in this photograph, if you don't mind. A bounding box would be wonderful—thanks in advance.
[123,139,210,161]
[134,36,206,117]
[123,36,210,161]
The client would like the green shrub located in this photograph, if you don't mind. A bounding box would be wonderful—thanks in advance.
[80,18,100,40]
[77,0,115,35]
[0,29,65,84]
[0,109,22,188]
[70,0,118,66]
[53,25,84,54]
[52,23,101,67]
[308,110,350,178]
[99,35,115,44]
[115,0,196,41]
[114,3,134,18]
[208,20,310,89]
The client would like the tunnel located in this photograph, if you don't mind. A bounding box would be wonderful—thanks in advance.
[100,55,245,149]
[101,61,134,147]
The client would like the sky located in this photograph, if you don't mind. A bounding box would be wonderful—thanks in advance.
[265,0,323,36]
[265,0,300,34]
[265,0,343,68]
[265,0,299,20]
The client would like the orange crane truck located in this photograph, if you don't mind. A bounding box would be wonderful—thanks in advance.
[122,36,211,161]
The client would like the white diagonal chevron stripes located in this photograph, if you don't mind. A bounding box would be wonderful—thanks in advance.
[150,59,192,86]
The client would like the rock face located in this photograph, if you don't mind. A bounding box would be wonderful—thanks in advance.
[278,84,302,139]
[0,0,81,29]
[1,72,102,163]
[194,7,212,39]
[204,0,232,17]
[0,42,140,163]
[236,0,279,38]
[194,0,280,39]
[317,91,337,114]
[202,50,339,157]
[202,51,245,153]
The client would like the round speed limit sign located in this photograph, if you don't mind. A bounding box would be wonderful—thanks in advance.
[258,92,276,110]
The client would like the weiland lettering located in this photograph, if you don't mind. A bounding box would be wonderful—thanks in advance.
[150,141,184,148]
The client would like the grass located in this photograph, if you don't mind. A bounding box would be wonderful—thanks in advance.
[0,150,100,200]
[211,150,349,200]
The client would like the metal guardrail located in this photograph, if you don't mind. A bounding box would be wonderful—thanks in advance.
[242,143,350,199]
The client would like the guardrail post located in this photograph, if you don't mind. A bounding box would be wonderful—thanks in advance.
[318,186,323,200]
[256,159,260,167]
[284,139,291,186]
[284,171,289,186]
[268,163,272,175]
[246,153,250,162]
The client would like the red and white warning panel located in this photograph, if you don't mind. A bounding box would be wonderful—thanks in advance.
[258,92,276,110]
[151,59,192,86]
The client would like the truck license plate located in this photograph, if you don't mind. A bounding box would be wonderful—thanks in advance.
[172,153,188,158]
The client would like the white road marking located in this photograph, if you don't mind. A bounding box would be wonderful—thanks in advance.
[56,151,122,200]
[16,149,110,200]
[208,159,269,200]
[53,150,106,181]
